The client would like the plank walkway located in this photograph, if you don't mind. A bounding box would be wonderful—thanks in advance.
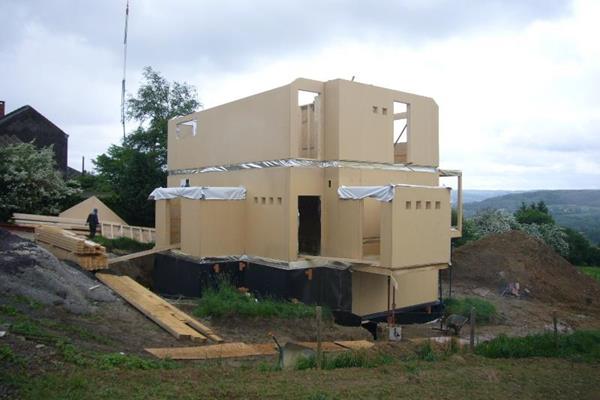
[96,273,222,343]
[145,340,374,360]
[107,243,180,265]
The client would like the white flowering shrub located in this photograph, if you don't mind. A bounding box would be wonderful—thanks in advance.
[0,143,80,221]
[471,209,520,237]
[521,223,569,257]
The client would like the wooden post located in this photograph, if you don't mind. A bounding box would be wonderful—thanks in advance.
[316,306,322,370]
[552,310,558,348]
[469,307,476,352]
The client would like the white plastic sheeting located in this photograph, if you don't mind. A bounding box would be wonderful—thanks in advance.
[169,158,439,176]
[148,186,246,201]
[337,185,396,202]
[338,184,449,202]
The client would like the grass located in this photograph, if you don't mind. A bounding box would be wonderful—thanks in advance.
[580,266,600,282]
[475,330,600,362]
[5,357,600,400]
[90,235,154,253]
[444,297,497,323]
[295,350,394,370]
[194,281,323,319]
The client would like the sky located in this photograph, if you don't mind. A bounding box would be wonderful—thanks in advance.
[1,0,599,190]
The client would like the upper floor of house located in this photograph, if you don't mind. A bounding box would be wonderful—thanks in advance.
[168,78,439,171]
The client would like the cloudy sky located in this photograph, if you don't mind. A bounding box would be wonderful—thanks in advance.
[1,0,598,189]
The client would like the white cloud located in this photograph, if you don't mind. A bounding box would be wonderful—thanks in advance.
[1,0,598,189]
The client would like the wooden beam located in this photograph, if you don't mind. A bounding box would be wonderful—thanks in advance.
[107,243,180,265]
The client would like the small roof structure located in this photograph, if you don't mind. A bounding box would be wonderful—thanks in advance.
[59,196,127,225]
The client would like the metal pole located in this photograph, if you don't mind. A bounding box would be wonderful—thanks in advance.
[316,306,322,370]
[469,306,476,352]
[120,0,130,140]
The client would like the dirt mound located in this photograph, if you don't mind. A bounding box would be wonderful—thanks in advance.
[0,228,116,314]
[451,230,600,308]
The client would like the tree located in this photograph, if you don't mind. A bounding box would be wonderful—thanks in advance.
[94,67,201,226]
[515,201,554,225]
[563,227,600,266]
[0,143,80,221]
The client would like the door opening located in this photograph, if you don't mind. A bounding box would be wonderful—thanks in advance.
[298,196,321,255]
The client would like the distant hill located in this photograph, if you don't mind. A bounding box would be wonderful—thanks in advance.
[463,190,600,245]
[451,190,523,204]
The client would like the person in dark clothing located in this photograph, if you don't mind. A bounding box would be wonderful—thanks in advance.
[86,208,99,238]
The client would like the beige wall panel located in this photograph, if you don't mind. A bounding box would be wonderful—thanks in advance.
[60,196,127,225]
[335,80,394,163]
[197,201,245,257]
[168,84,292,170]
[351,269,439,316]
[180,198,203,257]
[168,168,290,261]
[169,198,181,245]
[381,187,451,268]
[155,200,170,247]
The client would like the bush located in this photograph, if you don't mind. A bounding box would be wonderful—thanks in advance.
[0,143,80,221]
[194,281,321,319]
[471,209,520,237]
[444,297,496,324]
[475,330,600,361]
[521,223,569,257]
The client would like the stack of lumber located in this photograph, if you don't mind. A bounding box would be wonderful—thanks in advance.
[96,273,222,343]
[13,213,90,235]
[35,226,108,270]
[145,340,374,360]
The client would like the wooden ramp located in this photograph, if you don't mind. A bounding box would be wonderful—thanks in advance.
[107,243,180,265]
[146,340,374,360]
[96,273,222,343]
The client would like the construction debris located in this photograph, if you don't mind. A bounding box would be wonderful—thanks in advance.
[96,273,222,343]
[145,340,373,360]
[35,225,108,270]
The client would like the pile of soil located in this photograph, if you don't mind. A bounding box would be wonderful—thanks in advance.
[0,228,116,314]
[451,230,600,308]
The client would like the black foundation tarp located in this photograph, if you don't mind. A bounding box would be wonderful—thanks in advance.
[153,253,352,313]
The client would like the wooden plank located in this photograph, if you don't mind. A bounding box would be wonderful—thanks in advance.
[145,341,372,360]
[13,213,86,224]
[333,340,374,350]
[95,273,221,342]
[37,242,108,271]
[107,243,181,265]
[298,342,347,352]
[95,273,205,342]
[146,343,261,360]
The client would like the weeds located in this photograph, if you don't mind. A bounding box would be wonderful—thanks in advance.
[194,281,323,319]
[475,330,600,361]
[90,235,154,253]
[0,344,20,363]
[95,353,179,370]
[295,350,393,370]
[415,341,438,362]
[444,297,497,323]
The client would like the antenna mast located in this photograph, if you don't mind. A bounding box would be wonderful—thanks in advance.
[120,0,130,140]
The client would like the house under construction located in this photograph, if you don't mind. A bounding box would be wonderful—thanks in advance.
[151,78,463,326]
